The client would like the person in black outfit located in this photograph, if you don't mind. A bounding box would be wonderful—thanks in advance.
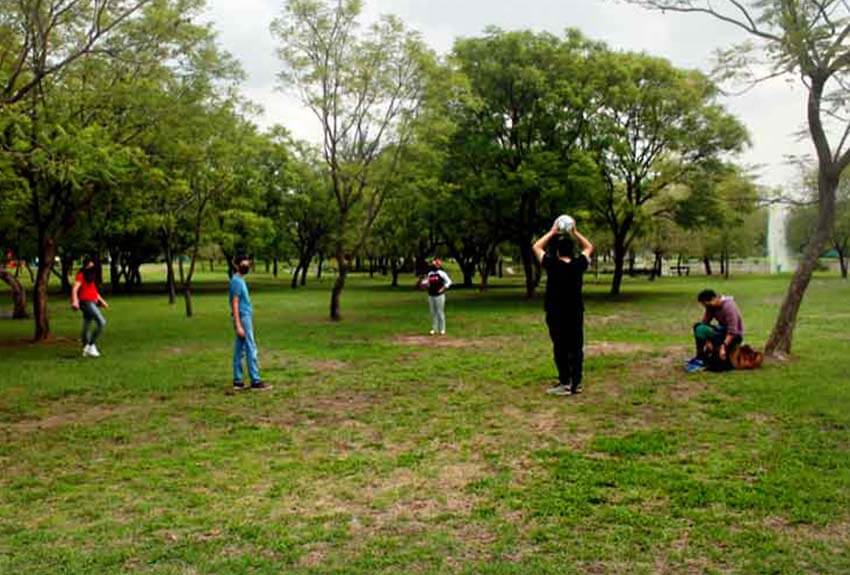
[533,220,594,396]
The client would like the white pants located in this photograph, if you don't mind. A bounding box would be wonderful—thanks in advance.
[428,294,446,333]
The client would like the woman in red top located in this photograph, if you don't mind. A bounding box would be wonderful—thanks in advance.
[70,257,109,358]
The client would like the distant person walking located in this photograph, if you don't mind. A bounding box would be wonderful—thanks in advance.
[230,255,269,391]
[71,257,109,358]
[420,258,453,336]
[533,219,594,396]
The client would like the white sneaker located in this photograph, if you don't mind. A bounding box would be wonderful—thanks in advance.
[87,345,101,358]
[429,330,436,336]
[440,331,446,336]
[82,344,91,356]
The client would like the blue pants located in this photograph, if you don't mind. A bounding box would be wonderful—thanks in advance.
[80,301,106,345]
[233,314,261,384]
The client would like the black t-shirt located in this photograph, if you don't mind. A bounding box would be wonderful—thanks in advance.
[543,253,589,317]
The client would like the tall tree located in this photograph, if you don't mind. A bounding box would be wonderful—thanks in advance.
[627,0,850,355]
[788,170,850,278]
[451,29,600,297]
[587,51,748,295]
[273,0,431,320]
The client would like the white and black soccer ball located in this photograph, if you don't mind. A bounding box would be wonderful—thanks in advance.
[555,214,576,235]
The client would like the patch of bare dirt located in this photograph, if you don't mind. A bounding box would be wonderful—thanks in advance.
[310,359,349,372]
[763,516,850,542]
[258,395,375,429]
[586,341,652,356]
[4,402,137,434]
[393,334,479,348]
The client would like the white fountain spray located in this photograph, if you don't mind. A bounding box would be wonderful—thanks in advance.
[768,203,794,274]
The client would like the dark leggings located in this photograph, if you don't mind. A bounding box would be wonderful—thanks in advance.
[547,314,584,390]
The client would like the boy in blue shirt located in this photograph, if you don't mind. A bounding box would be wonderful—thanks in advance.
[230,255,269,391]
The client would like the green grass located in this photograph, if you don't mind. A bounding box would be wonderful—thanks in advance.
[1,269,849,574]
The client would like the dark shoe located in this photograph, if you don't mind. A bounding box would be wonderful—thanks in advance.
[250,381,272,391]
[546,384,572,396]
[233,381,247,391]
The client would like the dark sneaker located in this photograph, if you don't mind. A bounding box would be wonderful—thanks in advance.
[250,381,272,391]
[233,381,247,391]
[546,384,572,396]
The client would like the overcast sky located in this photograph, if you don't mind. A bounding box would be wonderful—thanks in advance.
[204,0,811,189]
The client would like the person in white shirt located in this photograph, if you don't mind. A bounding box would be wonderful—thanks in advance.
[420,258,453,335]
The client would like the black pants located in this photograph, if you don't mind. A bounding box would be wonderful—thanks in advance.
[547,313,584,390]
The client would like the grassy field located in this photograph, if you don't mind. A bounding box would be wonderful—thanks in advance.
[1,270,849,574]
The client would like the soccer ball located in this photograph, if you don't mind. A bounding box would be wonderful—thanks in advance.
[555,215,576,234]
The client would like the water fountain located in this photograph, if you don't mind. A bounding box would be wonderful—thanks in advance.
[767,203,794,274]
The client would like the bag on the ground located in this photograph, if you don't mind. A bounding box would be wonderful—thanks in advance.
[730,345,764,370]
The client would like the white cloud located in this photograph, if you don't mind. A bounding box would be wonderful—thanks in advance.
[205,0,813,188]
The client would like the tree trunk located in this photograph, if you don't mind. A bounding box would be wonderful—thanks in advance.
[649,252,662,282]
[723,250,730,280]
[291,262,302,289]
[330,246,347,321]
[33,238,57,341]
[462,263,475,288]
[273,257,279,278]
[610,237,627,296]
[391,259,400,288]
[300,257,309,287]
[0,270,28,319]
[519,241,537,298]
[183,286,193,317]
[719,255,726,277]
[765,170,837,356]
[703,257,712,276]
[165,246,176,304]
[265,259,270,273]
[838,248,848,279]
[316,253,324,280]
[628,250,636,276]
[60,253,74,296]
[498,259,503,279]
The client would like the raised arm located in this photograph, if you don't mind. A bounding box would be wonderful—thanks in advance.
[572,228,594,259]
[533,222,560,264]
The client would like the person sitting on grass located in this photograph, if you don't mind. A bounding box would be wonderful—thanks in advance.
[230,255,269,391]
[533,221,594,397]
[686,289,745,373]
[71,256,109,358]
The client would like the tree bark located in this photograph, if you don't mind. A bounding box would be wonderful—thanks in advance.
[291,262,302,289]
[519,240,537,298]
[610,236,627,296]
[703,257,712,276]
[839,249,848,279]
[316,253,324,280]
[391,259,400,287]
[33,238,57,340]
[765,170,837,356]
[300,257,309,286]
[273,257,279,278]
[330,246,347,321]
[0,270,28,319]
